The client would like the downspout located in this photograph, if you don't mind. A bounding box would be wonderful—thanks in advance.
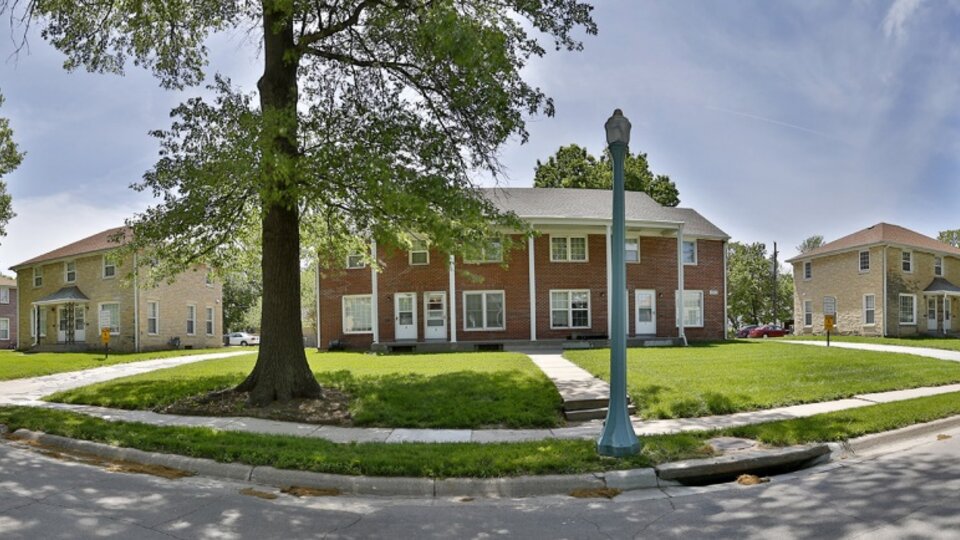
[723,240,728,340]
[133,254,140,352]
[677,224,687,346]
[315,253,321,350]
[528,235,537,342]
[14,280,19,349]
[448,255,457,343]
[882,246,887,337]
[370,240,379,345]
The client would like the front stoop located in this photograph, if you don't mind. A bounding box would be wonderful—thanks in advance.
[564,398,637,422]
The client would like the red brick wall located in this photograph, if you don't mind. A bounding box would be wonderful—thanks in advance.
[0,286,17,348]
[319,234,726,348]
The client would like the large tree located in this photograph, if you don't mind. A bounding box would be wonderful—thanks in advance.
[0,92,20,239]
[533,143,680,206]
[938,229,960,248]
[727,241,792,328]
[5,1,596,404]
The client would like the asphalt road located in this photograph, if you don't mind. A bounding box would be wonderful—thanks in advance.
[2,427,960,539]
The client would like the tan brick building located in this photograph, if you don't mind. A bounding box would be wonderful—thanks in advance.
[789,223,960,337]
[11,227,223,352]
[317,188,729,351]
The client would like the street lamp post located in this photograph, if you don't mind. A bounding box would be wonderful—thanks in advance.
[597,109,641,457]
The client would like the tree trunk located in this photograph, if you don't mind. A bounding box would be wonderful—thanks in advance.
[235,1,322,405]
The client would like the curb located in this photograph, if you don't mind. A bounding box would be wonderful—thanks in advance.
[830,415,960,457]
[4,427,820,499]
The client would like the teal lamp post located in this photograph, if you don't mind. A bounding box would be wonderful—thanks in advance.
[597,109,641,457]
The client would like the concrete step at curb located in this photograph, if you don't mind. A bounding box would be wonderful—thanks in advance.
[565,404,637,422]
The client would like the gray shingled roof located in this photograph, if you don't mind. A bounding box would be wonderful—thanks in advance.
[482,188,728,239]
[34,286,90,305]
[924,278,960,294]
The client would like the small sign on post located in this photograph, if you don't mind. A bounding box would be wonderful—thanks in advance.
[100,308,112,360]
[824,314,835,347]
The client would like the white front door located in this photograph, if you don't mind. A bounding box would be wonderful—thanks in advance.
[634,289,657,335]
[74,306,85,341]
[424,292,447,340]
[57,305,86,342]
[394,292,418,341]
[945,298,952,333]
[57,307,68,342]
[928,297,938,332]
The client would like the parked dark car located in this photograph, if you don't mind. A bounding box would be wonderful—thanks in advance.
[748,324,787,338]
[736,325,759,338]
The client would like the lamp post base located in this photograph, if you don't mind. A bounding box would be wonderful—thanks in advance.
[597,415,642,457]
[597,437,642,458]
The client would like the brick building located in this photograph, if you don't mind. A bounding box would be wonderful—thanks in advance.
[317,188,729,351]
[11,227,223,352]
[0,276,17,349]
[789,223,960,337]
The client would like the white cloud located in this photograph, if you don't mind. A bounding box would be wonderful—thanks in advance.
[0,193,144,274]
[883,0,924,40]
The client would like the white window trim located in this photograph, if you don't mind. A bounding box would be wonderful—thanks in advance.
[186,304,197,336]
[803,300,813,327]
[409,240,430,266]
[858,250,870,273]
[463,241,503,264]
[803,261,812,281]
[342,294,374,335]
[901,250,913,273]
[675,290,705,328]
[935,256,944,277]
[147,301,160,335]
[0,287,8,305]
[98,302,120,335]
[33,266,42,288]
[549,235,589,263]
[64,260,77,284]
[863,294,876,326]
[682,240,698,266]
[346,253,367,270]
[0,318,9,341]
[549,289,592,330]
[625,237,640,264]
[30,308,47,338]
[899,293,917,326]
[102,255,117,279]
[462,290,506,331]
[205,306,215,336]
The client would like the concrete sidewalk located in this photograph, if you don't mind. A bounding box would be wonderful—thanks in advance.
[782,339,960,362]
[526,353,611,403]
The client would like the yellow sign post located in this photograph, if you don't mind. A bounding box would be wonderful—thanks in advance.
[101,328,111,359]
[824,314,835,346]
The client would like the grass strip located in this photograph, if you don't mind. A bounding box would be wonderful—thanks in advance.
[786,335,960,353]
[0,406,709,478]
[0,348,237,381]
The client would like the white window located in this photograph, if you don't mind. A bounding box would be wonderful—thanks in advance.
[65,261,77,283]
[863,295,875,325]
[147,301,159,335]
[901,251,913,273]
[346,253,366,269]
[30,308,47,337]
[99,302,120,335]
[682,240,697,265]
[342,295,373,334]
[935,256,943,277]
[625,238,640,263]
[464,241,503,264]
[0,287,8,305]
[899,294,916,325]
[103,255,117,279]
[0,318,9,340]
[676,290,704,327]
[463,291,505,331]
[859,250,870,272]
[205,306,215,336]
[824,296,837,317]
[409,239,429,266]
[803,300,813,327]
[550,290,591,329]
[186,305,196,335]
[550,236,588,262]
[803,261,812,280]
[33,267,42,288]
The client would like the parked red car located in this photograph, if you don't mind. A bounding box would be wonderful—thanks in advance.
[748,324,787,338]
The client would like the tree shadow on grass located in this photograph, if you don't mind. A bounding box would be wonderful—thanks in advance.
[317,370,565,429]
[45,375,245,410]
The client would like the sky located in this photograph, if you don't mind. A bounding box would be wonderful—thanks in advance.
[1,0,959,272]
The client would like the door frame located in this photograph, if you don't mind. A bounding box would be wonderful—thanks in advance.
[634,289,657,336]
[945,297,953,333]
[394,292,418,341]
[423,291,448,340]
[927,296,938,332]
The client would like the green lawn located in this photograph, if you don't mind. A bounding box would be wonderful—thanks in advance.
[46,351,564,429]
[787,334,960,352]
[0,348,236,381]
[566,341,960,419]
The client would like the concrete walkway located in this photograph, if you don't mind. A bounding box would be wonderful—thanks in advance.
[526,353,611,404]
[5,345,960,444]
[782,339,960,362]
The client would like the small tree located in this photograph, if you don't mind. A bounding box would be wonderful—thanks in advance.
[938,229,960,248]
[0,93,20,240]
[796,235,824,254]
[727,241,792,328]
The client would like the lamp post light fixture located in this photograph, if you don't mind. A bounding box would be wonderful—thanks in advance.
[597,109,641,457]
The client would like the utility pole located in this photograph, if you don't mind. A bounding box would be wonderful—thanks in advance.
[772,242,779,325]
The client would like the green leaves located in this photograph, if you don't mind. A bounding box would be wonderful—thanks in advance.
[0,93,20,240]
[726,241,793,327]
